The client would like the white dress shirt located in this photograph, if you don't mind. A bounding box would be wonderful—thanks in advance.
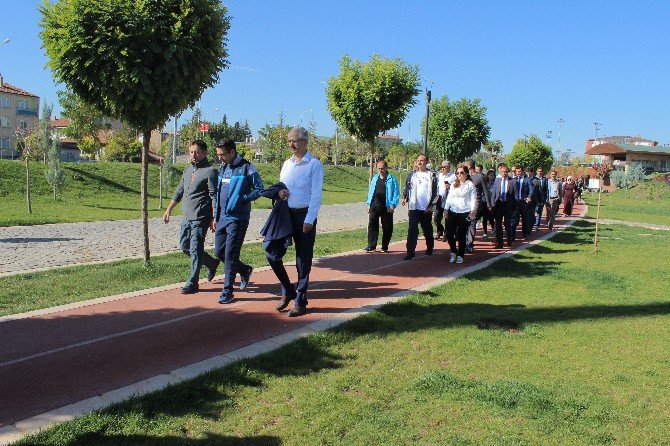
[279,150,324,225]
[409,170,433,211]
[444,180,477,213]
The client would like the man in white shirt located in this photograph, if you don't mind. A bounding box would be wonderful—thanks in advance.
[271,127,324,317]
[401,154,438,260]
[435,161,455,239]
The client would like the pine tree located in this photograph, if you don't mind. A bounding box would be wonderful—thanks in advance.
[45,138,66,201]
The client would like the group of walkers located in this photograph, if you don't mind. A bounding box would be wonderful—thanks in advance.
[164,126,323,318]
[165,129,578,319]
[365,154,579,264]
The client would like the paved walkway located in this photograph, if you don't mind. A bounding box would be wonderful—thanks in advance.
[582,217,670,231]
[0,204,585,444]
[0,202,408,277]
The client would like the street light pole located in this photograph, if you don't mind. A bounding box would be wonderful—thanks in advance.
[423,89,431,156]
[557,118,564,157]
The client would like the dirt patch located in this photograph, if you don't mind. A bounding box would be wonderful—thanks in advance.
[476,318,523,333]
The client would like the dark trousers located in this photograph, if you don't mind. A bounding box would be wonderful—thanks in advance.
[465,204,482,249]
[179,218,217,289]
[368,205,393,250]
[494,201,514,246]
[214,219,251,298]
[534,201,545,228]
[433,201,445,237]
[481,204,495,234]
[265,210,316,307]
[446,210,469,257]
[407,209,434,255]
[514,200,534,237]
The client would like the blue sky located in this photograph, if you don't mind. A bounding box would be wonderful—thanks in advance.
[1,0,668,155]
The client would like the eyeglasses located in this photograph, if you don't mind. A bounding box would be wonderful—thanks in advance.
[287,139,306,144]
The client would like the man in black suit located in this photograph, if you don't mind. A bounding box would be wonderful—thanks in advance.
[490,164,517,248]
[464,159,492,252]
[510,165,535,241]
[532,167,549,230]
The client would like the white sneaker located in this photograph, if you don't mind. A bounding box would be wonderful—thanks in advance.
[449,253,457,263]
[456,256,464,264]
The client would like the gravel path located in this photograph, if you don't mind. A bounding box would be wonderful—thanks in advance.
[0,202,408,276]
[582,217,670,231]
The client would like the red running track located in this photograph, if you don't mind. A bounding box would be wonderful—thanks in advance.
[0,205,583,426]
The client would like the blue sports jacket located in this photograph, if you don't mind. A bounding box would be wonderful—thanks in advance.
[215,156,264,221]
[366,172,401,209]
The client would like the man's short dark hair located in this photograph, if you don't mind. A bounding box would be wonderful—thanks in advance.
[216,139,236,152]
[191,139,207,152]
[476,164,484,171]
[377,159,388,167]
[498,163,508,170]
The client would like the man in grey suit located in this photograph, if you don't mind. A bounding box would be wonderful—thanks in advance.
[490,163,518,248]
[464,159,492,252]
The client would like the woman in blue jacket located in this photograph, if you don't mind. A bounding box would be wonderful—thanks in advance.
[364,160,400,253]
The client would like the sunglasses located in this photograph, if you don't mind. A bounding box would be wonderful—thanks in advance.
[456,171,466,175]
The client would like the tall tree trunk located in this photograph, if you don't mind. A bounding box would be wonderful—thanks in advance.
[368,140,374,182]
[141,130,151,265]
[25,156,32,214]
[159,161,163,210]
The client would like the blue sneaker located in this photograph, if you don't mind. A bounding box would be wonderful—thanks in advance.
[239,267,253,291]
[218,294,234,304]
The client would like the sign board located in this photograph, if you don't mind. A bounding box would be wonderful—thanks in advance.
[588,178,600,189]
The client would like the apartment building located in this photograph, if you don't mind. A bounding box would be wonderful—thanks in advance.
[0,76,40,159]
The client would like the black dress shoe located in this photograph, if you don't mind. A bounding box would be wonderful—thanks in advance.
[276,294,295,312]
[425,248,433,255]
[363,247,375,252]
[239,267,253,290]
[380,247,389,253]
[287,305,307,317]
[180,286,199,294]
[207,260,220,282]
[465,246,474,253]
[403,253,416,261]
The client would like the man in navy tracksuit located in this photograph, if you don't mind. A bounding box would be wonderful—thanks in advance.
[213,139,264,304]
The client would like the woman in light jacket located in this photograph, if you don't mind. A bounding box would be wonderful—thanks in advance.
[444,164,478,264]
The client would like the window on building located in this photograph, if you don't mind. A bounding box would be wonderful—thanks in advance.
[17,118,28,130]
[0,138,10,149]
[17,100,27,110]
[0,116,9,128]
[0,97,9,108]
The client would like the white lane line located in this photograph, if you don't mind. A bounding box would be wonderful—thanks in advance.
[0,309,218,369]
[0,218,579,370]
[0,251,432,369]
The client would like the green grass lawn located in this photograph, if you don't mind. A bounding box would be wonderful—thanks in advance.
[584,180,670,226]
[0,222,408,317]
[0,160,373,226]
[13,221,670,445]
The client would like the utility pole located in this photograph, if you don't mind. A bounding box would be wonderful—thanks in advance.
[172,115,178,163]
[423,89,431,156]
[557,118,564,158]
[594,122,601,139]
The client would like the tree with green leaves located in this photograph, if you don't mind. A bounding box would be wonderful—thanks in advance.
[40,0,231,265]
[482,139,503,168]
[58,90,109,158]
[45,138,66,201]
[506,134,554,172]
[326,54,420,179]
[37,103,54,163]
[258,113,291,168]
[424,95,490,164]
[102,130,142,162]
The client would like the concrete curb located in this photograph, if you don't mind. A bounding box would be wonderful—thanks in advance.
[0,213,584,445]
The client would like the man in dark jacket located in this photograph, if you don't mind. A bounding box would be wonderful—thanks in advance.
[490,163,518,248]
[464,159,492,252]
[510,165,535,241]
[163,140,219,294]
[532,166,549,230]
[213,139,264,304]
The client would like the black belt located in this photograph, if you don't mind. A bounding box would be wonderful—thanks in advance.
[289,207,308,214]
